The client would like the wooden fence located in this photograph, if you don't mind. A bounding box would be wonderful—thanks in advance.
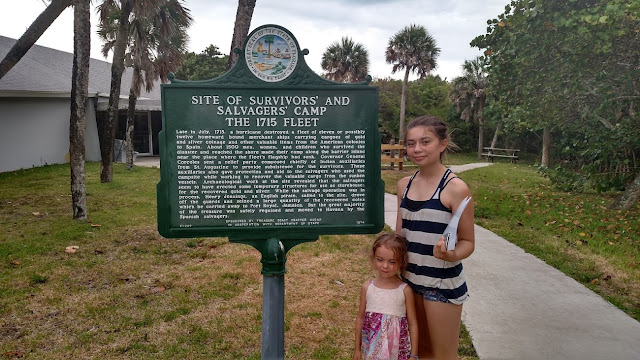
[381,140,405,170]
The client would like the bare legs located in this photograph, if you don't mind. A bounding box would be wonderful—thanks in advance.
[414,295,432,355]
[414,292,462,360]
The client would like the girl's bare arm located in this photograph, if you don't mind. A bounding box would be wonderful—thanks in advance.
[434,178,475,262]
[404,285,419,357]
[353,281,368,360]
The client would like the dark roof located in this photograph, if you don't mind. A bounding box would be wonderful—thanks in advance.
[0,35,161,110]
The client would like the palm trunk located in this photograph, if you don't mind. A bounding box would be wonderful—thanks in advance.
[0,0,73,79]
[490,118,503,148]
[476,104,485,159]
[69,0,90,220]
[227,0,256,70]
[610,172,640,211]
[399,67,410,137]
[477,122,484,159]
[541,126,550,167]
[100,4,132,183]
[125,66,140,170]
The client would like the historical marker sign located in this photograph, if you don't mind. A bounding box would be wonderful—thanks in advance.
[157,25,383,240]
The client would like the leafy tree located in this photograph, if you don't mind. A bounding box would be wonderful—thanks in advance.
[472,0,640,209]
[450,57,488,158]
[321,37,370,83]
[445,106,476,153]
[385,24,440,135]
[99,0,192,170]
[175,45,228,80]
[227,0,256,70]
[69,0,91,220]
[374,75,451,141]
[374,77,402,141]
[0,0,73,80]
[407,75,451,121]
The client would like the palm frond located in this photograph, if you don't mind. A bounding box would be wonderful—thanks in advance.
[386,24,439,77]
[321,36,369,83]
[97,0,192,93]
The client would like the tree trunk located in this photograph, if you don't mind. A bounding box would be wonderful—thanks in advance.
[477,122,484,159]
[100,5,132,183]
[610,171,640,211]
[227,0,256,70]
[69,0,90,220]
[541,126,550,167]
[399,67,410,137]
[0,0,73,80]
[125,66,140,170]
[490,118,503,148]
[476,104,485,159]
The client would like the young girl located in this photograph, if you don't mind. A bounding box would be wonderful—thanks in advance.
[354,233,419,360]
[396,115,475,360]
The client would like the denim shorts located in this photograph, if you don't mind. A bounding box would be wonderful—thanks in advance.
[422,289,452,304]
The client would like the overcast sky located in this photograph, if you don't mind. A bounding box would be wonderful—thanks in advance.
[4,0,507,81]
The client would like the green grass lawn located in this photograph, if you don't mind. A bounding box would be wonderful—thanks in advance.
[0,162,478,359]
[4,156,637,358]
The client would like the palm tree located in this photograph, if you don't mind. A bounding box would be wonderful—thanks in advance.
[321,37,369,83]
[0,0,73,80]
[97,0,163,183]
[450,57,488,159]
[100,0,192,170]
[385,24,440,135]
[69,0,91,220]
[264,35,275,58]
[227,0,256,70]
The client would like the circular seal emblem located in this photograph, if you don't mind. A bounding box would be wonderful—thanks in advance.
[245,27,298,82]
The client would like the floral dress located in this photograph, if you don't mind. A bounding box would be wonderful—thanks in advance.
[361,280,411,360]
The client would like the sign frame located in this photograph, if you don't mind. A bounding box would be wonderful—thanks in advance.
[157,24,384,241]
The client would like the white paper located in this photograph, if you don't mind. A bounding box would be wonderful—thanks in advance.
[443,196,472,251]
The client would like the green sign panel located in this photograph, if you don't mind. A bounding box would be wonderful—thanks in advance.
[157,25,384,240]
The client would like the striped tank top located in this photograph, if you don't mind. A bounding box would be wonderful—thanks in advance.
[400,169,469,305]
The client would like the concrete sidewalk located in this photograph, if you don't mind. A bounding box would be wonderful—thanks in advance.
[134,155,161,168]
[385,164,640,360]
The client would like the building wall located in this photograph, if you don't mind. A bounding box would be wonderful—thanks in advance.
[0,97,101,173]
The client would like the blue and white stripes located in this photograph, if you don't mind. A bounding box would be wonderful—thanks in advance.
[400,170,469,305]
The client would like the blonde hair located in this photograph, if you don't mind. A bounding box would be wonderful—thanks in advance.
[370,233,408,272]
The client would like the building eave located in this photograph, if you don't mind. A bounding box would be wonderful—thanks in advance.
[0,90,101,98]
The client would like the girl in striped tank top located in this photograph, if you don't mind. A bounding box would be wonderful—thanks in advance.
[395,115,475,360]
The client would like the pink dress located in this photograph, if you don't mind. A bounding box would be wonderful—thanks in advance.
[361,280,411,360]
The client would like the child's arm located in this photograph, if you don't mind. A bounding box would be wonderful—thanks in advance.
[353,281,368,360]
[404,285,419,358]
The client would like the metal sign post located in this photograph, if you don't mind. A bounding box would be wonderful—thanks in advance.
[233,237,316,358]
[157,25,382,358]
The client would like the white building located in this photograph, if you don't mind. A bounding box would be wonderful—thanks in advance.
[0,35,162,173]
